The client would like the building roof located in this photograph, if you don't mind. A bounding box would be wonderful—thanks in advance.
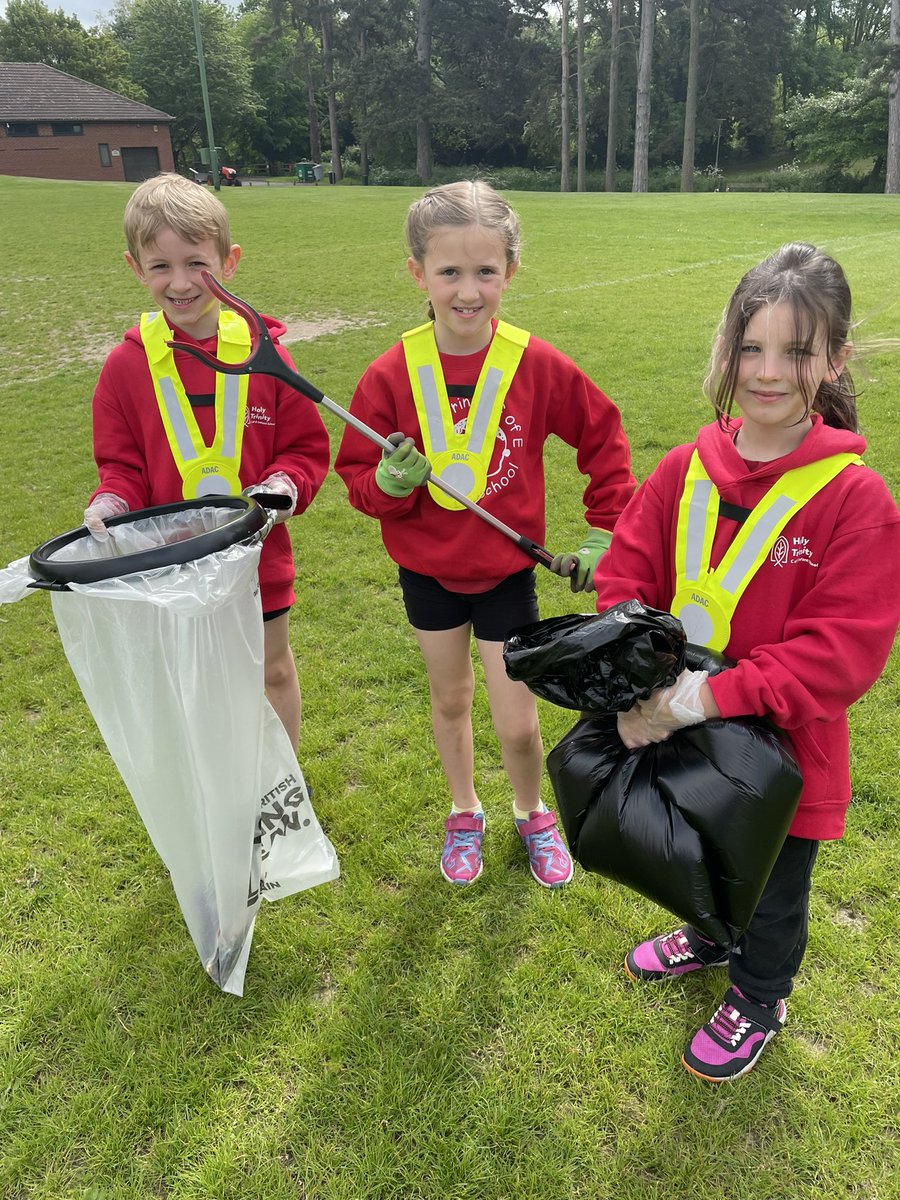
[0,62,175,123]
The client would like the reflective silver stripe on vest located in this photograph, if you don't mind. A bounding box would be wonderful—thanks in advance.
[416,365,449,452]
[718,494,795,595]
[415,363,504,456]
[158,372,241,463]
[220,374,241,458]
[159,375,199,461]
[684,476,714,582]
[465,367,503,455]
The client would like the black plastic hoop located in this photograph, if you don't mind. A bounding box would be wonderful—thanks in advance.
[29,496,268,587]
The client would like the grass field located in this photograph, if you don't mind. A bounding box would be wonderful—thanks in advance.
[1,176,898,1200]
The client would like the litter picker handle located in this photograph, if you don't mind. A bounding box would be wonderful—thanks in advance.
[305,394,556,567]
[168,272,557,571]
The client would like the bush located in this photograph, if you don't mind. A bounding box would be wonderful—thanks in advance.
[364,161,729,193]
[766,163,875,193]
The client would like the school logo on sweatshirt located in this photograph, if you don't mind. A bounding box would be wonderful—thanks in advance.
[245,404,274,427]
[448,406,523,498]
[770,535,820,569]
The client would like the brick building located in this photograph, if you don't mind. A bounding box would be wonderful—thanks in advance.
[0,62,175,183]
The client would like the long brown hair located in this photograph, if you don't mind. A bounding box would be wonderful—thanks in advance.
[704,242,858,432]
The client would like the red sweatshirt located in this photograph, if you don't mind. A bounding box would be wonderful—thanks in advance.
[594,415,900,839]
[91,314,330,611]
[334,324,635,592]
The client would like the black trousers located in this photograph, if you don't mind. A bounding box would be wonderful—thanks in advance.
[691,835,820,1006]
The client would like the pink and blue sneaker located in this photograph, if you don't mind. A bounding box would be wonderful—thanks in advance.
[515,809,574,889]
[625,925,729,982]
[681,986,787,1082]
[440,811,484,885]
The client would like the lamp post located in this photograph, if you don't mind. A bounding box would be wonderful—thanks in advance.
[191,0,219,191]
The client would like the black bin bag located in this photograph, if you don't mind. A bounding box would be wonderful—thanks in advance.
[504,601,802,948]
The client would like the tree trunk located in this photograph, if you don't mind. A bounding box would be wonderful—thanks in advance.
[560,0,571,192]
[632,0,655,193]
[320,2,342,179]
[576,0,586,191]
[416,0,433,182]
[887,0,900,192]
[681,0,700,192]
[358,25,369,184]
[306,62,322,163]
[605,0,620,191]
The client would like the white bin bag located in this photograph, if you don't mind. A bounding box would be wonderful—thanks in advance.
[1,499,339,996]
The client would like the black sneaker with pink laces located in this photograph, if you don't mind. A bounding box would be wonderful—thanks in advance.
[681,986,786,1081]
[625,925,729,982]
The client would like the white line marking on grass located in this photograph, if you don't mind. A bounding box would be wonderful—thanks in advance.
[514,251,763,301]
[513,232,900,302]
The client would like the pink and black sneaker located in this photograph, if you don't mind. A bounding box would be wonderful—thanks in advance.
[625,925,729,982]
[682,986,786,1082]
[440,811,484,885]
[515,809,574,889]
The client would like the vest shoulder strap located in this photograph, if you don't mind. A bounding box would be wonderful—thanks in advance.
[400,319,531,352]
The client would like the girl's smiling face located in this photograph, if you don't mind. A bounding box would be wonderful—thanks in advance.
[731,301,850,453]
[407,224,517,354]
[126,225,241,340]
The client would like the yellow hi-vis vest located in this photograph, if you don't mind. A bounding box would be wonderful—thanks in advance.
[141,309,251,499]
[401,320,530,510]
[671,448,862,651]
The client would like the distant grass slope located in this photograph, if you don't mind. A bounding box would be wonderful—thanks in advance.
[1,177,898,1200]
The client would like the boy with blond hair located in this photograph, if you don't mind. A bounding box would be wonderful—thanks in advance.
[85,173,329,748]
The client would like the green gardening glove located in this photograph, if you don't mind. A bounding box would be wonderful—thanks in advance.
[549,528,612,593]
[374,431,432,497]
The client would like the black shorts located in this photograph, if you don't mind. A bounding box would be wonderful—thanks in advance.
[398,567,538,642]
[262,606,291,623]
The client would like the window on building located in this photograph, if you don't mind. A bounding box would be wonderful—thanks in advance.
[51,122,83,136]
[99,143,111,167]
[6,122,39,137]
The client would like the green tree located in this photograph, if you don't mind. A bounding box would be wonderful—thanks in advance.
[110,0,257,168]
[694,0,794,161]
[338,0,415,174]
[234,0,312,168]
[430,0,557,167]
[783,70,889,179]
[0,0,141,98]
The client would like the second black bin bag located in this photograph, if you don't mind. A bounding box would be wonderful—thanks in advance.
[504,601,803,948]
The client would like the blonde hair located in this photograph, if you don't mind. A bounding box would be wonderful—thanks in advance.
[124,172,232,264]
[405,180,522,270]
[704,242,858,432]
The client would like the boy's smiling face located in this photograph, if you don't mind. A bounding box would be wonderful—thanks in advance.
[126,225,241,341]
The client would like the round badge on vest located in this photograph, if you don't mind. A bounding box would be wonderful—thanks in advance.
[182,462,243,499]
[671,587,732,652]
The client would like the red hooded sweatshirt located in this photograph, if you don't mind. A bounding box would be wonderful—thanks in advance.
[334,325,635,592]
[91,313,330,611]
[594,415,900,840]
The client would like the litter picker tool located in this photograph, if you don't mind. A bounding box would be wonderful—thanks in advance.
[168,273,557,570]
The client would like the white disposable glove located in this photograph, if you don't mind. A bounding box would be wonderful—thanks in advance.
[637,668,710,731]
[244,472,298,523]
[617,705,675,750]
[83,493,129,541]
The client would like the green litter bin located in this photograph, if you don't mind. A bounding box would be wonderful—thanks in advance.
[296,161,316,183]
